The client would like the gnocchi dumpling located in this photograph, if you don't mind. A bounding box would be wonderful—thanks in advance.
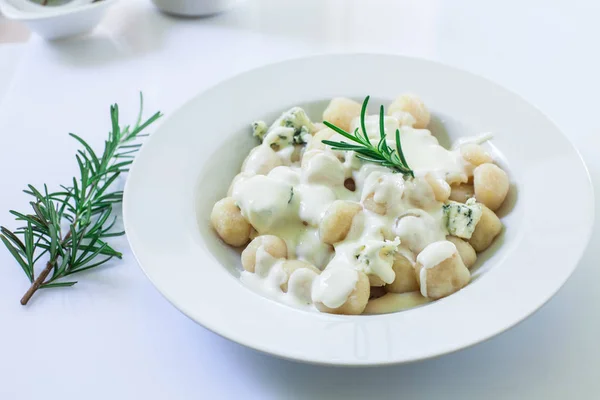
[305,128,335,153]
[415,241,471,300]
[393,212,446,254]
[388,94,430,129]
[319,200,362,245]
[322,98,362,132]
[364,291,431,314]
[449,182,475,203]
[363,193,387,215]
[313,269,370,315]
[312,122,326,133]
[469,204,503,252]
[446,235,477,269]
[302,151,345,186]
[227,171,255,197]
[473,163,509,211]
[241,145,282,175]
[460,143,493,167]
[369,275,386,287]
[385,251,419,293]
[241,235,288,272]
[279,260,320,292]
[425,173,451,202]
[403,176,439,210]
[210,197,253,247]
[300,149,321,169]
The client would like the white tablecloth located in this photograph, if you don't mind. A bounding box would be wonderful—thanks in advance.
[0,1,598,398]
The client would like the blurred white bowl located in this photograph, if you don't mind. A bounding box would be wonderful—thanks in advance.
[151,0,239,17]
[0,0,117,40]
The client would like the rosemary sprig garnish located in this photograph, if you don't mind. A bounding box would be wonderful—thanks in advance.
[1,93,162,305]
[322,96,414,178]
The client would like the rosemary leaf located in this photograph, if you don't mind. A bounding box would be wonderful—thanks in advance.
[1,235,33,282]
[40,282,77,289]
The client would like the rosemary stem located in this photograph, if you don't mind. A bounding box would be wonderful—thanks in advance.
[20,259,56,305]
[20,226,73,305]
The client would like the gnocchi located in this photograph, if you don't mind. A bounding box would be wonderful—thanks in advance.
[449,182,475,203]
[210,197,252,247]
[280,260,320,292]
[314,270,370,315]
[322,97,362,132]
[319,200,362,245]
[306,128,335,152]
[469,204,503,252]
[415,241,471,300]
[446,235,477,269]
[388,94,430,128]
[385,252,419,293]
[241,235,288,272]
[461,143,493,167]
[212,95,511,315]
[473,163,509,211]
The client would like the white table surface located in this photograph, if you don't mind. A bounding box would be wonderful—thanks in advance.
[0,1,599,399]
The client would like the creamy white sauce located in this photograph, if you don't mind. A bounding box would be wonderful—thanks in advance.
[254,246,278,277]
[231,109,483,312]
[312,268,359,308]
[417,240,457,269]
[393,210,447,254]
[277,146,298,165]
[349,114,401,141]
[416,240,457,297]
[295,184,336,226]
[295,228,333,269]
[361,170,406,209]
[241,245,319,309]
[451,132,494,149]
[389,110,417,127]
[356,237,400,284]
[342,151,362,178]
[268,166,301,185]
[242,145,281,175]
[227,171,255,197]
[232,175,294,233]
[263,126,295,149]
[287,268,319,304]
[302,152,345,186]
[401,128,467,183]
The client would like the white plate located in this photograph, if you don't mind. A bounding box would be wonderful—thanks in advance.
[123,54,594,366]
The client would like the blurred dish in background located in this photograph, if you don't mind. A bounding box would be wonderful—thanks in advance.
[0,0,115,40]
[151,0,240,17]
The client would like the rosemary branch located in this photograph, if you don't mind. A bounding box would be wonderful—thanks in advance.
[0,93,162,305]
[322,96,414,178]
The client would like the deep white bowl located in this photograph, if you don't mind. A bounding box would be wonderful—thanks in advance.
[123,54,594,366]
[0,0,116,40]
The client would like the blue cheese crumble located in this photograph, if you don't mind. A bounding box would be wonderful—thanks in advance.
[354,237,401,284]
[443,198,482,239]
[251,107,314,147]
[252,120,268,141]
